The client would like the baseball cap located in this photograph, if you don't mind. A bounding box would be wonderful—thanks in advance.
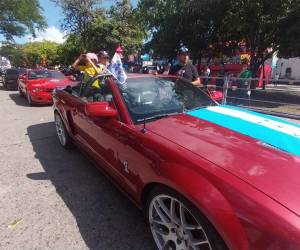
[98,50,110,58]
[86,53,98,61]
[178,46,189,55]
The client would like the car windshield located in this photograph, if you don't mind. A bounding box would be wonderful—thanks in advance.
[6,68,25,77]
[28,71,65,80]
[119,76,216,123]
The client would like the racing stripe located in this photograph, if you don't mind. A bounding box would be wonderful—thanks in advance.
[187,105,300,158]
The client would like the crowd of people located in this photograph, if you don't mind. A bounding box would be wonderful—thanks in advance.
[61,44,259,103]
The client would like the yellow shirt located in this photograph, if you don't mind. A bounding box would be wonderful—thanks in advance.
[78,65,101,88]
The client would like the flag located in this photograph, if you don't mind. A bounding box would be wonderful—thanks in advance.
[108,52,127,84]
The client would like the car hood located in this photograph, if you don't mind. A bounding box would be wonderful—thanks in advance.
[29,78,73,88]
[146,112,300,216]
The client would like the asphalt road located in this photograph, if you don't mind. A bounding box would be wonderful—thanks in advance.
[0,85,154,249]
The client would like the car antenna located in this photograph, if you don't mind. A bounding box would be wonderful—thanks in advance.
[141,118,147,133]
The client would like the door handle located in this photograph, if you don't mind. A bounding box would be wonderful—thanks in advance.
[72,108,78,116]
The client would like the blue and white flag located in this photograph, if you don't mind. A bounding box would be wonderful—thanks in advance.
[187,105,300,158]
[108,53,127,84]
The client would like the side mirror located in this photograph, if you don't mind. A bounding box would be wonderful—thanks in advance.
[65,85,72,94]
[68,75,75,81]
[85,102,118,118]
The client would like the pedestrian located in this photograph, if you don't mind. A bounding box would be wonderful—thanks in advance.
[169,46,201,86]
[236,61,252,102]
[203,65,211,88]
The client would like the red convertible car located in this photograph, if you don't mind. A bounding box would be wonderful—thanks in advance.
[53,73,300,250]
[18,69,74,105]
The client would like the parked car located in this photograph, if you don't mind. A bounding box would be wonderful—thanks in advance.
[53,73,300,250]
[142,65,160,74]
[18,69,75,105]
[3,68,26,90]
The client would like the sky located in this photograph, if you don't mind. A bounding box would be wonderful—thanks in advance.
[3,0,138,44]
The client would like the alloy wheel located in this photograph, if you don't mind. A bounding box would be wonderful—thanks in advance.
[55,114,67,146]
[149,195,212,250]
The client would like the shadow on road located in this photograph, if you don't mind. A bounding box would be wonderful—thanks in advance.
[26,122,154,250]
[9,93,51,107]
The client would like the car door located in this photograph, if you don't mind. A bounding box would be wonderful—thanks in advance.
[61,76,126,184]
[73,76,149,195]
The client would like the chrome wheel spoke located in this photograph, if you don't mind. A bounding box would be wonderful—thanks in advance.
[152,225,169,236]
[55,115,66,145]
[170,198,180,225]
[179,203,202,230]
[191,239,209,246]
[162,240,174,250]
[151,218,167,226]
[154,200,171,224]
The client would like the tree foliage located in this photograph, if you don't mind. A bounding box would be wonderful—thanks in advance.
[0,0,46,40]
[278,2,300,57]
[0,41,60,67]
[56,0,145,63]
[85,0,145,54]
[52,0,103,47]
[137,0,228,59]
[137,0,300,60]
[221,0,298,58]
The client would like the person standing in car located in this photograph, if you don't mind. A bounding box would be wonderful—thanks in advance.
[169,46,201,86]
[97,50,110,73]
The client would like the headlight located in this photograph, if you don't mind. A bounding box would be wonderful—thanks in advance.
[32,88,44,92]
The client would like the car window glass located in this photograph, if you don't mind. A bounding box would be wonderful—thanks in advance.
[6,69,18,75]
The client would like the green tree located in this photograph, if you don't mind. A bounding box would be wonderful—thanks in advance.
[57,34,84,65]
[0,42,26,66]
[0,0,46,40]
[278,2,300,57]
[0,41,61,67]
[136,0,225,59]
[84,0,145,55]
[220,0,298,64]
[55,0,145,62]
[52,0,103,48]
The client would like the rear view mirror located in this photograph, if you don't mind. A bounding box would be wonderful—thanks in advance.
[85,102,118,118]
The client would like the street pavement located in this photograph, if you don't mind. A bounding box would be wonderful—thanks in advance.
[0,85,154,250]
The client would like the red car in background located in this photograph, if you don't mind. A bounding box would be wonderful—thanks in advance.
[53,74,300,250]
[18,69,75,105]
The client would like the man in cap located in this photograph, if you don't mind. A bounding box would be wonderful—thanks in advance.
[169,46,201,86]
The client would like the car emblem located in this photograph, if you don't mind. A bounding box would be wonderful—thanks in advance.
[123,161,130,174]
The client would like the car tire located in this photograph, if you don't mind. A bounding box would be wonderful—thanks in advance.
[18,85,24,97]
[146,186,228,250]
[54,112,73,149]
